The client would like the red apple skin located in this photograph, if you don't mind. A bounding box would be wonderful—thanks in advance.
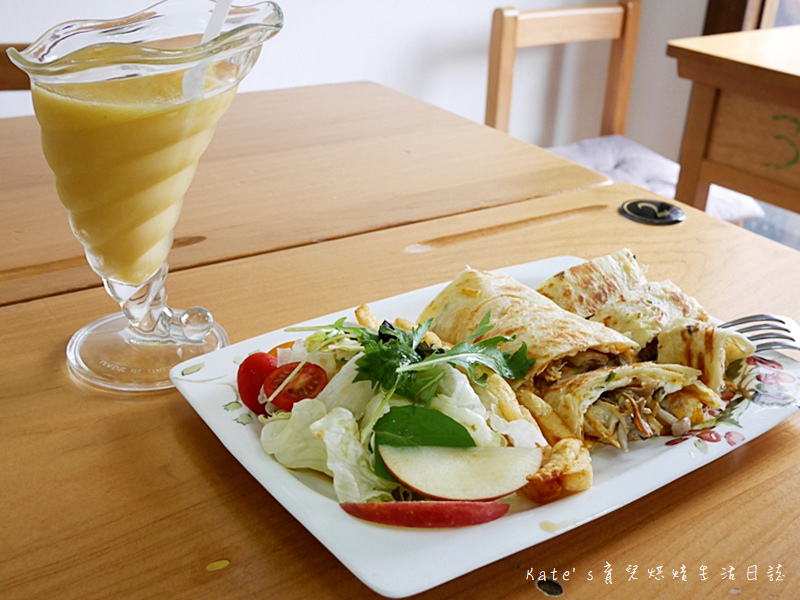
[340,501,509,528]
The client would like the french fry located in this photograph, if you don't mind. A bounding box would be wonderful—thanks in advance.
[486,373,542,429]
[515,386,575,446]
[522,438,593,504]
[355,304,381,330]
[357,306,446,347]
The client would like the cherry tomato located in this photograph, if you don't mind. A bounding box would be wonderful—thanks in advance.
[262,362,328,411]
[236,352,278,415]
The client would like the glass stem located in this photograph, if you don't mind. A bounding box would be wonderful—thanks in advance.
[103,262,215,344]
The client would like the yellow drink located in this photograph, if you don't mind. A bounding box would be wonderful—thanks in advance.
[9,0,282,391]
[32,72,236,285]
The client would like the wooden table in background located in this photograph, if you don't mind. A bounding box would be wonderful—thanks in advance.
[2,179,799,599]
[668,25,800,214]
[0,82,606,306]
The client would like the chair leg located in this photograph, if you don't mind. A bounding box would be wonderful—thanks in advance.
[675,83,718,211]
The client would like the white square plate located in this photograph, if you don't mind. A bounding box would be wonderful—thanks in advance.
[170,256,800,598]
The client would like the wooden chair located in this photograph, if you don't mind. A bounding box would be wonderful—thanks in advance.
[1,44,31,90]
[484,1,765,224]
[486,2,638,136]
[745,0,781,29]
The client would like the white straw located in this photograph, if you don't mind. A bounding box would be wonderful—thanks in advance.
[182,0,234,99]
[201,0,233,43]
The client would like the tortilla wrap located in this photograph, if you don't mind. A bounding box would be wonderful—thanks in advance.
[417,267,639,388]
[536,249,708,349]
[541,362,713,448]
[656,318,755,393]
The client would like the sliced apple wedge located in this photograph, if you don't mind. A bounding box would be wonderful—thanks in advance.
[341,500,509,528]
[379,445,543,501]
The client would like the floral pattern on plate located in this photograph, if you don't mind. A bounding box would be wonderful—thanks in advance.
[665,353,800,452]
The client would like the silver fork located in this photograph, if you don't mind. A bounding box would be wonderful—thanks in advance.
[719,314,800,353]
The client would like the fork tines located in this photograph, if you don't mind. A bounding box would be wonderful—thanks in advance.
[719,314,786,328]
[719,313,800,353]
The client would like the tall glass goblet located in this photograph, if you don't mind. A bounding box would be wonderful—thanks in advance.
[8,0,283,391]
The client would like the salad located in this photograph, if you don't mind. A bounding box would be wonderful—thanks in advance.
[236,306,572,528]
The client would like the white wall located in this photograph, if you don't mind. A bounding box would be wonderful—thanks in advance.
[0,0,710,159]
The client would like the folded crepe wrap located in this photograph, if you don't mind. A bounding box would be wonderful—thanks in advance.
[417,268,639,388]
[536,249,708,349]
[541,362,715,449]
[537,250,756,392]
[656,318,755,393]
[419,265,747,452]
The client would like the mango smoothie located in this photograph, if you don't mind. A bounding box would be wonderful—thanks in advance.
[32,70,236,286]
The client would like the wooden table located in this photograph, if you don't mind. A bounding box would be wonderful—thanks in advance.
[668,25,800,214]
[2,176,800,599]
[0,78,800,600]
[0,82,606,306]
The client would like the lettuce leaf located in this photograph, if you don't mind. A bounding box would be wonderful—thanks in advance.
[430,364,505,447]
[310,407,398,503]
[260,399,330,473]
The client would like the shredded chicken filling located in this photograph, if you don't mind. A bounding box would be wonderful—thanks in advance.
[583,385,692,450]
[535,350,630,393]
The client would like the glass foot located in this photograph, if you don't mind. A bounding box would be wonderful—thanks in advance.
[66,312,229,392]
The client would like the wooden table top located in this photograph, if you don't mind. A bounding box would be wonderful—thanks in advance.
[667,25,800,102]
[0,81,606,306]
[2,181,799,600]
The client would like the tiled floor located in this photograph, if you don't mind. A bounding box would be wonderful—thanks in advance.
[743,202,800,251]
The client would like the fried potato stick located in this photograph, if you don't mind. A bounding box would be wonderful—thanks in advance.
[356,304,445,347]
[523,438,593,504]
[515,386,575,446]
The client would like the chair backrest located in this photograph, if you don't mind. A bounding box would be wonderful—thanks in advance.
[744,0,780,29]
[485,1,641,136]
[1,44,31,91]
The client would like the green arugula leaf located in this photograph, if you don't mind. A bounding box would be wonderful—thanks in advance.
[397,329,536,384]
[353,320,444,404]
[464,311,495,342]
[379,318,431,350]
[292,311,536,405]
[506,343,536,379]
